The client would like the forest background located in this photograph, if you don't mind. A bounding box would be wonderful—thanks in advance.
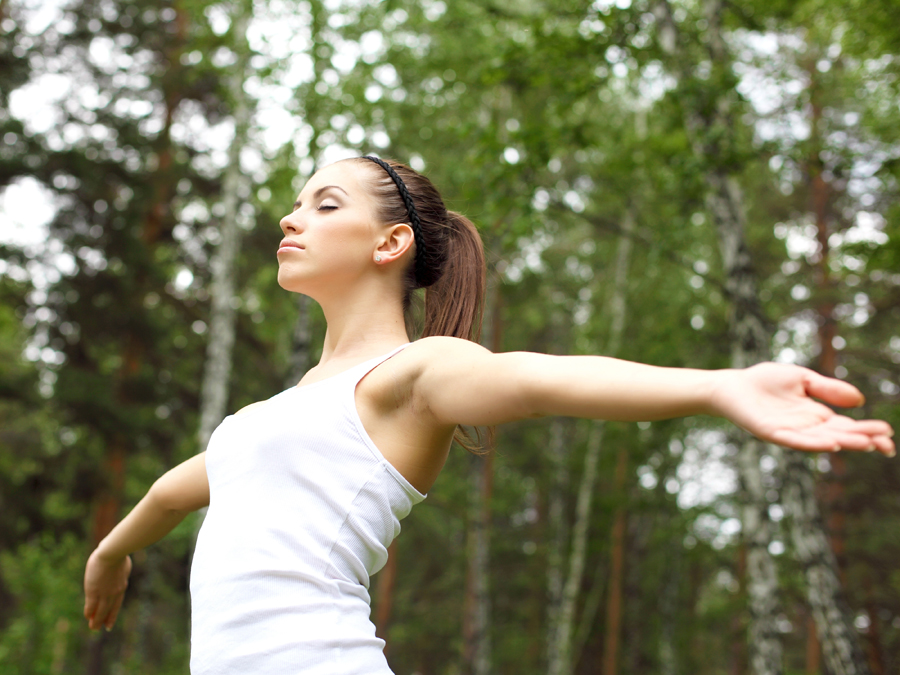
[0,0,899,674]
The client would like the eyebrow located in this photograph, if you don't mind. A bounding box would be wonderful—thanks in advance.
[293,185,349,209]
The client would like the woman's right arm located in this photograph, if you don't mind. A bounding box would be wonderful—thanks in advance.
[410,337,895,455]
[84,452,209,631]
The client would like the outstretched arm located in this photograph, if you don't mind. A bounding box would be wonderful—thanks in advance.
[412,337,895,456]
[84,452,209,631]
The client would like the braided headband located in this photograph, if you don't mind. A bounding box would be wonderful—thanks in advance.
[362,156,427,284]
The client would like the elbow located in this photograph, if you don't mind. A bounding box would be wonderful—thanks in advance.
[514,354,557,420]
[147,479,185,515]
[516,375,549,421]
[517,385,544,419]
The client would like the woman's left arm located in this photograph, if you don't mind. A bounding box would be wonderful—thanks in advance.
[412,338,895,456]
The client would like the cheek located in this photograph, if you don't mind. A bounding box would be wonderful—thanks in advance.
[276,231,369,288]
[321,220,375,258]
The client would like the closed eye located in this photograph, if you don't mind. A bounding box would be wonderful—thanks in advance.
[317,204,338,211]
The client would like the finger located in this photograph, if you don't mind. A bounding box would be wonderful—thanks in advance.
[772,425,875,452]
[823,416,894,436]
[105,593,125,630]
[803,371,865,408]
[770,429,840,452]
[836,435,884,451]
[84,595,98,621]
[818,418,896,453]
[772,427,896,455]
[816,428,894,453]
[854,420,894,436]
[872,435,896,457]
[860,419,895,437]
[824,428,887,451]
[90,598,112,631]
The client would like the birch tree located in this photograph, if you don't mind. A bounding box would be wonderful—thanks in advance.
[546,209,634,675]
[654,2,783,672]
[463,267,502,675]
[197,1,254,453]
[655,2,870,673]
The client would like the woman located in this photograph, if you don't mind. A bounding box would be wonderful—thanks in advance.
[84,157,895,673]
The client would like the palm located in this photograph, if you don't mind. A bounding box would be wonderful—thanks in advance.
[716,363,894,455]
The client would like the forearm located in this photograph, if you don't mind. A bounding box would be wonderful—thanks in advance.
[518,353,728,422]
[93,485,192,562]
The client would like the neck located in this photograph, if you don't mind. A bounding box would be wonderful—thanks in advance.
[313,281,410,365]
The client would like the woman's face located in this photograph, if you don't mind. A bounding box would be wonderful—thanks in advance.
[276,161,382,296]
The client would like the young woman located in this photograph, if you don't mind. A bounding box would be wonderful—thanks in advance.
[84,157,895,673]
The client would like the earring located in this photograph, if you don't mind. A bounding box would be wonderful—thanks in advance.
[375,255,382,262]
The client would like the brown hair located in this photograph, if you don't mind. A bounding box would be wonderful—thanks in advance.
[352,157,486,342]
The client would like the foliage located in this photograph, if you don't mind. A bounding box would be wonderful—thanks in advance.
[0,0,898,673]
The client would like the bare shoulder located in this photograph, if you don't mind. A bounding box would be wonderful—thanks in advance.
[400,337,496,401]
[375,336,492,377]
[359,337,490,411]
[398,336,493,381]
[406,335,491,361]
[234,401,267,416]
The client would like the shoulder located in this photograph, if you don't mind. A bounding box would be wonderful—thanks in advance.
[396,337,492,380]
[234,401,266,416]
[405,335,490,360]
[370,336,489,383]
[399,337,496,400]
[359,337,490,412]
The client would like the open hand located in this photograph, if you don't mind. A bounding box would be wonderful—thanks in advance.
[84,550,132,631]
[713,363,895,456]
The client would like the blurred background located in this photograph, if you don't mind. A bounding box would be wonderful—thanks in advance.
[0,0,899,673]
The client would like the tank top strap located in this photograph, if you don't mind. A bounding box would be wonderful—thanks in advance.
[347,342,412,387]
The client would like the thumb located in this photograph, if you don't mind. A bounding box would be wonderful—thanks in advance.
[803,370,865,409]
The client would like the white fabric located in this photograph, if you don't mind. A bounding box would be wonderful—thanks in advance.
[190,344,424,674]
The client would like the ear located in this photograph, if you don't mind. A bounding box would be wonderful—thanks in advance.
[374,223,415,265]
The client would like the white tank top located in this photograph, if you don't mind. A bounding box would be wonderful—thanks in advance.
[190,344,425,674]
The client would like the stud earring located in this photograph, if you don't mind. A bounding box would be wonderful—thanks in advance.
[375,255,382,262]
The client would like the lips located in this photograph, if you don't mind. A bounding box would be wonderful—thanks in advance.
[277,238,304,253]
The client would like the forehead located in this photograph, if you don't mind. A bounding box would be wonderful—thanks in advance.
[298,160,373,199]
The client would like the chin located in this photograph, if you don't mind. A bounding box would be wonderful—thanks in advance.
[278,268,325,300]
[276,267,305,293]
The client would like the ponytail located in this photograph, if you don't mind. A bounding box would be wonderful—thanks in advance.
[352,156,489,452]
[424,211,488,454]
[422,211,486,341]
[353,157,487,342]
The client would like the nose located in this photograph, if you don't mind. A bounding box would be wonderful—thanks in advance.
[280,211,303,235]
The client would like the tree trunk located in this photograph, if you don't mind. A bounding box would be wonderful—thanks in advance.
[86,8,189,669]
[730,544,748,675]
[547,422,604,675]
[284,294,314,387]
[807,55,847,586]
[659,541,682,675]
[601,448,628,675]
[783,453,869,675]
[197,2,253,453]
[546,209,633,675]
[187,3,254,651]
[784,55,872,675]
[571,554,607,667]
[653,4,780,673]
[464,450,493,675]
[545,417,571,646]
[463,272,502,675]
[806,614,821,675]
[863,577,886,675]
